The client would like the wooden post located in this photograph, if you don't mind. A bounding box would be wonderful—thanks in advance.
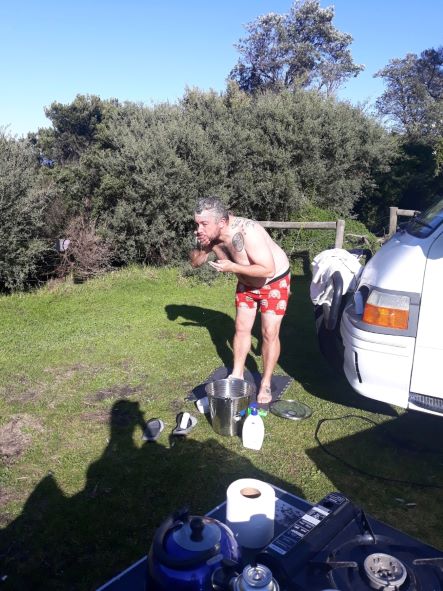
[389,207,398,236]
[335,219,345,248]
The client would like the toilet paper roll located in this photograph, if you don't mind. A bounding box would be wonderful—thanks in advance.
[226,478,275,548]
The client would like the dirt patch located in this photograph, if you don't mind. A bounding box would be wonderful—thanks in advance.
[1,386,43,404]
[0,373,46,404]
[1,364,105,404]
[86,384,144,403]
[0,414,44,463]
[80,410,110,424]
[44,364,77,376]
[44,362,103,381]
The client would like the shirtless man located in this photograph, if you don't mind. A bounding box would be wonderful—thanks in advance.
[190,196,290,404]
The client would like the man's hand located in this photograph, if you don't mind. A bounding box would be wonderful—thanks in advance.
[194,231,213,249]
[208,259,235,273]
[190,249,209,268]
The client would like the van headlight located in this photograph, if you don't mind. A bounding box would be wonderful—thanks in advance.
[362,290,410,330]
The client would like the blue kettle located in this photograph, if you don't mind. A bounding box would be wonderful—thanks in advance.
[147,508,241,590]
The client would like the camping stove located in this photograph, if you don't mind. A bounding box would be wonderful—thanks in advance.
[253,492,443,591]
[98,489,443,591]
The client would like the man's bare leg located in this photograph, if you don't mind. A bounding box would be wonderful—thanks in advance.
[230,307,257,379]
[257,313,284,403]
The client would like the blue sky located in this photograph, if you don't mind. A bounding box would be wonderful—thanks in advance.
[1,0,442,137]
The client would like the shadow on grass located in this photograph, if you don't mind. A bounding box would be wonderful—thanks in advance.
[0,399,302,591]
[306,410,443,548]
[165,303,260,376]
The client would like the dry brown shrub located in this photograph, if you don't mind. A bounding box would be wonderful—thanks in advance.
[56,215,113,281]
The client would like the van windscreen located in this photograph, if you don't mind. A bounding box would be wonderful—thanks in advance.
[407,197,443,238]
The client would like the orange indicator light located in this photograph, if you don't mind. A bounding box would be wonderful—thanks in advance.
[362,303,409,329]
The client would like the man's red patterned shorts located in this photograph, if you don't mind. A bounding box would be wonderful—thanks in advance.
[235,269,291,316]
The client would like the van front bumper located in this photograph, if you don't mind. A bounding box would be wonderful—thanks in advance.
[340,308,415,409]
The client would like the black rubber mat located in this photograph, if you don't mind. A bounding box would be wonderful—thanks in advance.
[187,366,293,407]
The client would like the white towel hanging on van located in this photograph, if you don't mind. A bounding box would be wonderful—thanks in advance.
[310,248,363,306]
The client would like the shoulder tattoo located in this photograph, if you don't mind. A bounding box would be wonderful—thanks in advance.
[232,232,244,252]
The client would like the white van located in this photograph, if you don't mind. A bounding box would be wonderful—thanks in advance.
[313,197,443,417]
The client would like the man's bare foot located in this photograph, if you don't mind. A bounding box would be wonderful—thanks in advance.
[257,385,272,404]
[228,373,244,380]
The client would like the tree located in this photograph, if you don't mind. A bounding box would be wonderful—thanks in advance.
[375,47,443,141]
[32,95,122,244]
[39,94,118,164]
[374,48,443,217]
[229,0,363,95]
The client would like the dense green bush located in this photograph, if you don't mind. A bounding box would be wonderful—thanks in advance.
[276,205,379,266]
[35,88,394,269]
[2,87,395,290]
[0,130,52,291]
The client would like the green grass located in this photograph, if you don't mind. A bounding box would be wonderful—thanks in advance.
[1,265,443,590]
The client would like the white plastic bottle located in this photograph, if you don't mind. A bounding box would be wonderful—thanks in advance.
[242,406,265,450]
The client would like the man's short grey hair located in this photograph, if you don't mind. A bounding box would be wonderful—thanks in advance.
[195,196,229,222]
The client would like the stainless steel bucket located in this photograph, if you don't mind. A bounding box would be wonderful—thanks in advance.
[205,378,255,436]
